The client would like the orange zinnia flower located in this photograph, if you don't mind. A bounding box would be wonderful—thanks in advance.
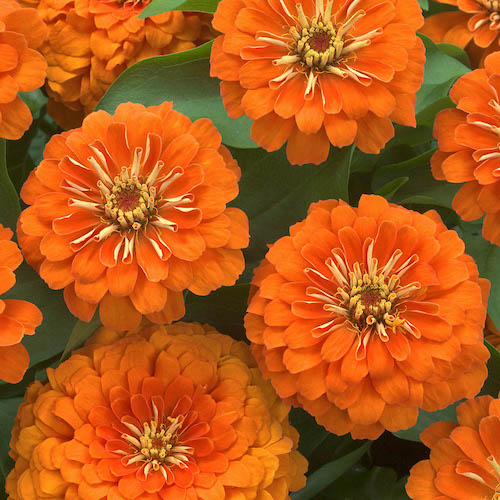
[21,0,214,129]
[0,0,46,140]
[0,224,42,384]
[17,102,249,331]
[245,194,490,440]
[210,0,426,165]
[432,52,500,246]
[406,394,500,499]
[5,321,308,499]
[421,0,500,67]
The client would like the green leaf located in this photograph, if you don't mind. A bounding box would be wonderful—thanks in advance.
[393,400,462,442]
[0,396,22,487]
[291,442,371,500]
[320,465,410,500]
[418,0,428,10]
[436,43,471,68]
[183,284,249,340]
[0,139,21,231]
[96,42,256,149]
[231,145,354,271]
[60,316,102,362]
[3,262,78,367]
[376,176,409,200]
[416,35,469,117]
[140,0,218,18]
[481,340,500,398]
[458,222,500,328]
[289,408,331,459]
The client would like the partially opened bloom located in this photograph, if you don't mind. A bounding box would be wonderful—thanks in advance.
[210,0,426,165]
[0,224,42,384]
[406,394,500,499]
[18,102,249,331]
[0,0,46,139]
[245,194,490,439]
[5,321,308,499]
[21,0,214,129]
[421,0,500,67]
[432,52,500,246]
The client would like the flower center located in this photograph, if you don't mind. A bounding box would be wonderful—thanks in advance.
[100,168,157,231]
[300,240,424,358]
[480,0,500,12]
[265,0,384,98]
[121,415,194,478]
[343,270,407,333]
[284,5,369,71]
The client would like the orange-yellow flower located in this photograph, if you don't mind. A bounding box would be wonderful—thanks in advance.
[0,0,46,140]
[17,102,249,331]
[0,224,42,384]
[406,394,500,499]
[432,52,500,246]
[21,0,214,129]
[5,321,308,499]
[421,0,500,67]
[210,0,426,165]
[245,194,490,440]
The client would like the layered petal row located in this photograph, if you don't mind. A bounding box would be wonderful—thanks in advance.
[245,194,490,439]
[5,321,308,499]
[210,0,426,165]
[17,102,249,331]
[432,52,500,246]
[421,0,500,67]
[0,0,47,139]
[0,224,42,383]
[20,0,214,128]
[406,393,500,499]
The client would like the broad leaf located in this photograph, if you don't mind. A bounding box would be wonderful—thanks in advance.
[60,316,102,361]
[97,42,255,149]
[0,139,21,231]
[3,262,78,367]
[291,442,371,499]
[140,0,219,18]
[319,465,410,500]
[230,144,354,272]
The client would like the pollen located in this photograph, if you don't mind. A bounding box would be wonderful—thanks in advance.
[120,407,195,479]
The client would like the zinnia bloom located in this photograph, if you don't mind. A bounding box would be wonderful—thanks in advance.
[17,102,249,331]
[5,321,308,499]
[0,0,46,139]
[210,0,426,165]
[245,194,490,439]
[421,0,500,67]
[21,0,214,129]
[432,52,500,246]
[0,224,42,383]
[406,393,500,499]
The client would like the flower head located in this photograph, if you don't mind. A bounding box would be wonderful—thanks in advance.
[421,0,500,66]
[0,0,46,139]
[0,224,42,383]
[5,321,308,499]
[432,52,500,246]
[245,195,490,439]
[210,0,426,165]
[21,0,214,129]
[18,102,249,331]
[406,394,500,499]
